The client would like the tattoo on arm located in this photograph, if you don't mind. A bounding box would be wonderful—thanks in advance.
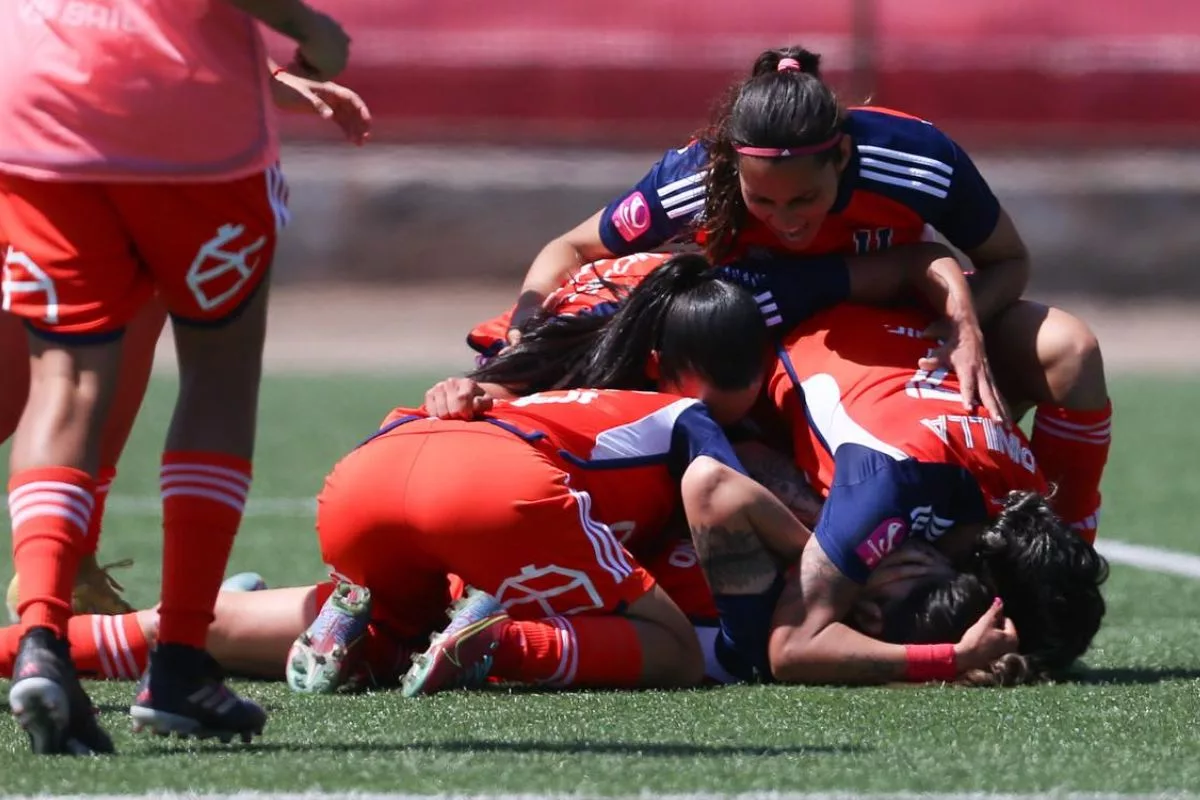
[736,443,824,526]
[690,524,779,595]
[791,541,905,683]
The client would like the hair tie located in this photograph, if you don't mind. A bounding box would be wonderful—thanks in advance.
[777,57,802,72]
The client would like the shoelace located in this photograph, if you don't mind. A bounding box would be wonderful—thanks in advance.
[90,558,135,593]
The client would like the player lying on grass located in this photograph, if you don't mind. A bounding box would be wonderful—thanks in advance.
[0,63,372,625]
[509,43,1111,545]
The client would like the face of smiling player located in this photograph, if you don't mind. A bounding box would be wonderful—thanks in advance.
[736,139,851,251]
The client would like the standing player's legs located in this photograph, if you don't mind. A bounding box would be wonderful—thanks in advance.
[110,168,286,741]
[0,175,151,755]
[985,301,1111,544]
[4,298,168,620]
[314,422,704,693]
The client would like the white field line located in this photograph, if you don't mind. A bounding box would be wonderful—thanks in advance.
[3,793,1195,800]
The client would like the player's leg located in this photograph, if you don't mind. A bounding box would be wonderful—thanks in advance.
[301,423,464,693]
[0,583,367,681]
[77,297,168,601]
[985,301,1111,544]
[6,298,168,620]
[0,174,147,755]
[112,168,285,741]
[398,430,705,694]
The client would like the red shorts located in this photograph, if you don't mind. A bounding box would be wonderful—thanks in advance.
[316,419,656,640]
[0,166,287,337]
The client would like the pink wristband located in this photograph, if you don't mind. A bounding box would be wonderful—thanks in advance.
[905,644,957,682]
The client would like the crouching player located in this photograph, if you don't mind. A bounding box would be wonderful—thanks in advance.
[291,386,810,695]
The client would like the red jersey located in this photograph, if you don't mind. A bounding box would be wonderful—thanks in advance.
[467,253,673,359]
[378,388,744,556]
[766,304,1047,582]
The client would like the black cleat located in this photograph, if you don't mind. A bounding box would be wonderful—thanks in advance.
[130,643,266,743]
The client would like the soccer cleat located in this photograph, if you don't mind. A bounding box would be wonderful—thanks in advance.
[401,587,507,698]
[7,556,135,623]
[8,627,114,756]
[130,643,266,743]
[286,581,371,694]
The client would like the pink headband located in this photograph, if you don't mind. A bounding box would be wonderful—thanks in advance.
[777,57,802,72]
[734,133,843,159]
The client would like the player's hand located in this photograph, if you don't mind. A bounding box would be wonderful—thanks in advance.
[423,377,493,420]
[271,71,371,146]
[920,317,1009,426]
[289,6,350,82]
[954,597,1019,673]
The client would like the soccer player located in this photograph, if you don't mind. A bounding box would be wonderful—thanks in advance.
[0,0,350,754]
[509,45,1112,544]
[0,63,372,621]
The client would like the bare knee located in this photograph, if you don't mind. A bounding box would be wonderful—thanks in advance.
[1038,309,1107,408]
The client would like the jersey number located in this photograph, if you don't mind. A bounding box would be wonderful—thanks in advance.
[853,227,894,254]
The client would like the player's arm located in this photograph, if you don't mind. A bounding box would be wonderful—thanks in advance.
[719,242,981,336]
[515,210,617,338]
[769,538,1018,685]
[753,239,1002,423]
[932,134,1031,325]
[670,405,813,680]
[225,0,349,80]
[267,59,371,146]
[732,440,824,528]
[511,145,707,340]
[769,536,913,684]
[961,209,1031,325]
[768,451,1014,685]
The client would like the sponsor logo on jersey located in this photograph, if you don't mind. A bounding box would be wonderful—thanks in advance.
[611,192,651,242]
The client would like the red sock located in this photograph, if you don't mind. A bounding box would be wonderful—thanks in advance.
[0,613,149,679]
[491,616,643,688]
[1032,400,1112,545]
[8,467,94,636]
[72,612,149,679]
[158,451,251,648]
[83,465,116,556]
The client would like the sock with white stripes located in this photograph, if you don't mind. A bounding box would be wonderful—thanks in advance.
[0,612,149,680]
[157,451,252,648]
[7,466,95,636]
[83,465,116,555]
[1031,400,1112,545]
[491,616,643,688]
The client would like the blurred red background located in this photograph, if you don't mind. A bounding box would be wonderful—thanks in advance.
[270,0,1200,150]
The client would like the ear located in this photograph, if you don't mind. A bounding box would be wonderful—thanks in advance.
[835,136,853,171]
[645,350,662,380]
[850,599,884,636]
